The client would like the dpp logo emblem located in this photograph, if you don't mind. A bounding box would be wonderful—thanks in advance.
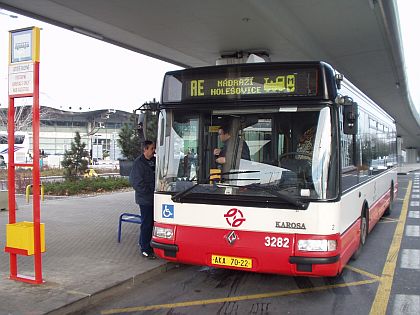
[162,204,174,219]
[224,208,246,227]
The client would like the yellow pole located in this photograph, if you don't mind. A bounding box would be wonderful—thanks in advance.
[40,184,44,202]
[25,184,32,203]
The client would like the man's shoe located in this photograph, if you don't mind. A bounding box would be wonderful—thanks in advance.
[141,251,156,259]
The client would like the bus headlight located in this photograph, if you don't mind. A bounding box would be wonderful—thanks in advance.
[153,226,174,239]
[298,239,337,252]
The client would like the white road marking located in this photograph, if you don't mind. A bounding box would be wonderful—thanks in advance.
[410,201,420,207]
[392,294,420,315]
[400,249,420,269]
[405,225,420,237]
[408,211,419,218]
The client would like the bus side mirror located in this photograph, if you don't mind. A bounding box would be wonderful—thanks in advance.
[343,102,358,135]
[137,112,146,140]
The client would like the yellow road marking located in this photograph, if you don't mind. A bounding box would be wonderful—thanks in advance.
[101,278,378,314]
[379,217,399,223]
[370,180,412,315]
[344,265,380,280]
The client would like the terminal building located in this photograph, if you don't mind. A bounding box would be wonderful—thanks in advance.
[0,106,135,166]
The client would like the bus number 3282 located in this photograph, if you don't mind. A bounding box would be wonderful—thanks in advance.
[264,236,290,248]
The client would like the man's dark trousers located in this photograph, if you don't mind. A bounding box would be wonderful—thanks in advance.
[139,204,154,253]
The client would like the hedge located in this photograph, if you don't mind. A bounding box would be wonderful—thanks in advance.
[43,177,131,196]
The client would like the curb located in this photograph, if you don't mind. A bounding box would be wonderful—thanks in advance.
[398,169,420,176]
[46,262,174,315]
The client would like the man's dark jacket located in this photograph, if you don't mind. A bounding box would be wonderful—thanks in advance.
[129,155,156,206]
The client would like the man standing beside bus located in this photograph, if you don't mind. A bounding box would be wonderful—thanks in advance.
[129,140,156,259]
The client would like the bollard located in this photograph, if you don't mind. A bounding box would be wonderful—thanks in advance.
[25,184,31,203]
[26,184,45,203]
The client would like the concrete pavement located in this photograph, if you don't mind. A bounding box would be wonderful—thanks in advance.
[0,191,169,315]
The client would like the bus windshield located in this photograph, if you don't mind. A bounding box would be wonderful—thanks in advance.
[157,105,337,205]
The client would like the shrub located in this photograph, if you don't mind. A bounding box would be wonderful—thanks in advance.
[61,131,89,180]
[43,177,130,196]
[117,117,142,161]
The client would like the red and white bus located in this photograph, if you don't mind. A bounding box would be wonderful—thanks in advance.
[151,61,397,277]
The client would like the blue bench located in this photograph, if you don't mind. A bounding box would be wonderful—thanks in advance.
[118,212,142,242]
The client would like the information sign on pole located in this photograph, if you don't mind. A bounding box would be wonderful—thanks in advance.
[8,27,40,97]
[8,62,34,95]
[9,27,40,64]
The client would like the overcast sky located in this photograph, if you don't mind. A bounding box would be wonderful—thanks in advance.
[0,1,419,116]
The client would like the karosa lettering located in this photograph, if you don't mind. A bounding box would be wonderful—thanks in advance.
[275,221,306,229]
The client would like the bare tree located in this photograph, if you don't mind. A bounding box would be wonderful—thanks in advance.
[0,104,56,131]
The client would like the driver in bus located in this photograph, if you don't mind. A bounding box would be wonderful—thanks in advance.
[296,126,315,161]
[213,123,250,165]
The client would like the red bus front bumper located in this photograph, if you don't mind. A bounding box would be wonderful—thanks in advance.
[152,223,341,277]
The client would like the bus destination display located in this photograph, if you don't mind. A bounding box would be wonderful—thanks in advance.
[184,69,318,100]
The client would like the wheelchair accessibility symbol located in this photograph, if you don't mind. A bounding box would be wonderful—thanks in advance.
[162,204,174,219]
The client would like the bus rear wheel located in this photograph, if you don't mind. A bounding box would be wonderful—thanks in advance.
[351,211,368,261]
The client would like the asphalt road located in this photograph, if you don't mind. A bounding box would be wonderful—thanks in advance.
[83,173,419,315]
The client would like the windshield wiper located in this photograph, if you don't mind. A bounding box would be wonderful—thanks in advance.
[172,182,202,202]
[245,183,307,209]
[172,181,307,209]
[171,171,260,202]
